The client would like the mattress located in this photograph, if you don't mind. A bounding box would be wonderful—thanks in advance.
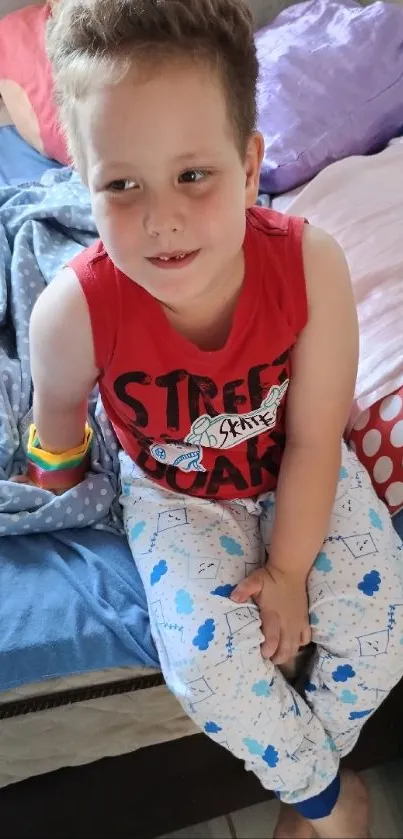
[0,665,197,788]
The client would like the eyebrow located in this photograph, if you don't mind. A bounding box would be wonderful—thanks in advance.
[92,150,220,178]
[174,151,219,162]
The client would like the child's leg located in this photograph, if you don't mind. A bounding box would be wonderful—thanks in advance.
[120,453,340,807]
[261,441,403,834]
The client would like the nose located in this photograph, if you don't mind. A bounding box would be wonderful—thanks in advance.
[144,191,184,237]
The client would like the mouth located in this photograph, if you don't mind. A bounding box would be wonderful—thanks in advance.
[146,250,200,270]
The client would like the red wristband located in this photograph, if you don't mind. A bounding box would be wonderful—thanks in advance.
[27,455,90,490]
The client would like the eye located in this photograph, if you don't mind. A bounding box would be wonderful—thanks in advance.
[106,179,138,192]
[178,169,209,184]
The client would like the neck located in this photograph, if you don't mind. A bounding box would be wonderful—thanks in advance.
[162,252,244,351]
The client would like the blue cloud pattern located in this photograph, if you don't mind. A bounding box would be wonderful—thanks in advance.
[193,618,216,650]
[243,738,264,756]
[369,509,383,530]
[332,664,356,683]
[358,570,381,597]
[204,721,222,734]
[349,709,372,720]
[211,584,236,598]
[252,680,273,698]
[131,521,145,541]
[150,559,168,586]
[314,552,332,573]
[219,536,244,556]
[340,689,358,704]
[262,745,279,767]
[175,589,194,615]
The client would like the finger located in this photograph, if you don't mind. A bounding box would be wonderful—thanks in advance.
[272,633,300,666]
[231,574,263,604]
[9,475,35,486]
[260,609,281,659]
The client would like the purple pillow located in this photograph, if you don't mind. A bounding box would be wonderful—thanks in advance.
[257,0,403,194]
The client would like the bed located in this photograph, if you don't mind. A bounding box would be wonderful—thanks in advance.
[1,1,403,837]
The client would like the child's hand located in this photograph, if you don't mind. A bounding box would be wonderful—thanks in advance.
[231,565,311,665]
[9,475,65,495]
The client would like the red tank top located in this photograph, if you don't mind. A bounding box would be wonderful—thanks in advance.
[70,207,307,500]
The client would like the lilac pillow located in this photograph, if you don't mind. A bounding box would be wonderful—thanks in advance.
[256,0,403,194]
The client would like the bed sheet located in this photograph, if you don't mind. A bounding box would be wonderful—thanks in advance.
[0,150,165,693]
[0,125,62,187]
[0,526,158,692]
[285,140,403,426]
[0,167,124,538]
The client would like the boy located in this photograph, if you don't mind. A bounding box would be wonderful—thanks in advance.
[22,1,403,835]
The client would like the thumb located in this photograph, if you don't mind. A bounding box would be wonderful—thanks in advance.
[231,573,263,604]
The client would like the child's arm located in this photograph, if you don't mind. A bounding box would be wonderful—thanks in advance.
[28,269,98,478]
[268,224,358,580]
[231,225,358,664]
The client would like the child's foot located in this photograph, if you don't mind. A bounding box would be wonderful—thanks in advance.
[308,770,370,839]
[273,804,316,838]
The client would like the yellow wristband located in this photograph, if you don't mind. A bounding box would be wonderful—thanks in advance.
[27,424,93,469]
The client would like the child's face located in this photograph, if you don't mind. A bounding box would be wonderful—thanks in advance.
[77,58,263,309]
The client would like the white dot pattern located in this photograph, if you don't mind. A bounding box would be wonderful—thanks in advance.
[353,409,370,432]
[362,428,381,457]
[348,385,403,514]
[0,169,121,538]
[390,420,403,448]
[373,455,393,484]
[380,394,403,422]
[386,482,403,507]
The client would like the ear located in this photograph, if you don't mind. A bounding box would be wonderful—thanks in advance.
[244,131,264,208]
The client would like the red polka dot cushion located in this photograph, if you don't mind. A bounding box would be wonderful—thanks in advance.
[348,386,403,516]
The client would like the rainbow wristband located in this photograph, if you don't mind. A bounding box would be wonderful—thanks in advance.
[26,424,93,490]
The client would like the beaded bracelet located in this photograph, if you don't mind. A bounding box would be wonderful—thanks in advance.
[26,423,93,490]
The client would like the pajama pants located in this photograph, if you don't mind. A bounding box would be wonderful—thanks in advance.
[120,442,403,806]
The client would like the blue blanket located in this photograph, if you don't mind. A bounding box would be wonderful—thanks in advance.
[0,168,160,691]
[0,126,63,188]
[0,167,122,536]
[0,528,158,691]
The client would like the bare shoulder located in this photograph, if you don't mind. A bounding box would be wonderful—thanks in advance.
[30,267,98,392]
[30,267,89,328]
[301,224,353,308]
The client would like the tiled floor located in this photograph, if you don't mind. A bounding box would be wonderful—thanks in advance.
[162,759,403,838]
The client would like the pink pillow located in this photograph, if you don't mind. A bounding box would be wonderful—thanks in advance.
[0,3,69,164]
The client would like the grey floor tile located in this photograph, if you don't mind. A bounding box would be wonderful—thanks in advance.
[161,760,403,839]
[364,760,403,839]
[160,814,232,839]
[227,799,280,838]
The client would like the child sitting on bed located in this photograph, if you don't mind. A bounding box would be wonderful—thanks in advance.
[18,0,403,835]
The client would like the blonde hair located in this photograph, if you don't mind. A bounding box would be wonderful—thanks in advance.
[46,0,259,166]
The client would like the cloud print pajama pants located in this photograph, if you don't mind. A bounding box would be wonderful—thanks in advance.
[120,441,403,808]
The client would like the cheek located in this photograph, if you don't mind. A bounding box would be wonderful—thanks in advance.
[92,199,144,258]
[195,182,245,248]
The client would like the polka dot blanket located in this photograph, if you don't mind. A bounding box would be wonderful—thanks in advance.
[0,167,123,536]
